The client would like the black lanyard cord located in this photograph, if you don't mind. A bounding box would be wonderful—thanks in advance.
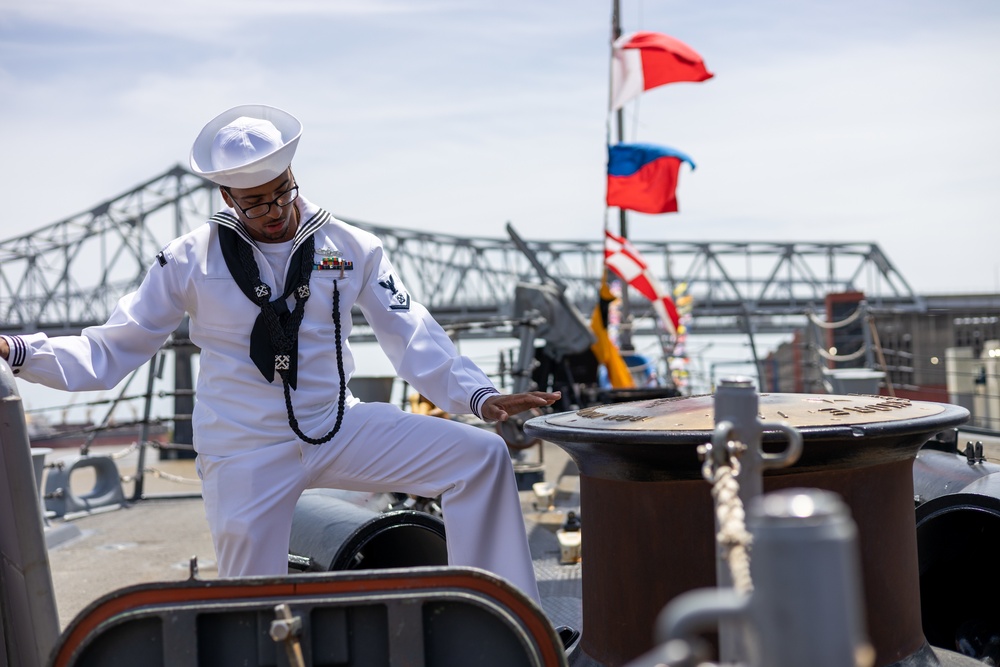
[281,280,346,445]
[232,232,346,445]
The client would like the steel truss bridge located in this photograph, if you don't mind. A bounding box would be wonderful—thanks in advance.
[0,165,925,341]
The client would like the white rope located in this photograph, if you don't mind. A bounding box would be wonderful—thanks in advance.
[699,440,754,595]
[107,442,139,460]
[709,462,754,594]
[806,306,864,329]
[120,467,202,486]
[815,344,868,362]
[142,468,202,485]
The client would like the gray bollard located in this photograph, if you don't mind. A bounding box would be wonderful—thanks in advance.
[710,377,803,535]
[747,488,873,667]
[0,359,60,667]
[43,453,126,517]
[709,376,802,660]
[641,488,874,667]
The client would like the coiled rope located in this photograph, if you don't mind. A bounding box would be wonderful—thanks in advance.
[699,441,754,594]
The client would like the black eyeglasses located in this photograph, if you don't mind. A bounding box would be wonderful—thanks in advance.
[226,185,299,219]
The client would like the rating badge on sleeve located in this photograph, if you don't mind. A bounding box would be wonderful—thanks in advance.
[378,273,411,311]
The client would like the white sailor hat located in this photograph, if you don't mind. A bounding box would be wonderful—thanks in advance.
[189,104,302,188]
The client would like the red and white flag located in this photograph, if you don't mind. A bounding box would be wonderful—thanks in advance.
[604,229,680,335]
[610,31,714,111]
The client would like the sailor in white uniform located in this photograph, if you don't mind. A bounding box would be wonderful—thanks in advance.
[0,104,559,606]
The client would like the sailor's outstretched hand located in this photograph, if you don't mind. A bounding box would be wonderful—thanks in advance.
[481,391,561,422]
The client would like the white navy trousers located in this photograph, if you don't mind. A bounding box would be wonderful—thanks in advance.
[196,401,541,604]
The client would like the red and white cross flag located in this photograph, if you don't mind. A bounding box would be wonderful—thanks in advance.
[610,31,714,111]
[604,229,680,335]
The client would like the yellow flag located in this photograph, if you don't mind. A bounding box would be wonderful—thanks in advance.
[590,275,635,389]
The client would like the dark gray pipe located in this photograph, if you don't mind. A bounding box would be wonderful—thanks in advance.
[913,448,1000,659]
[913,447,1000,505]
[289,489,447,572]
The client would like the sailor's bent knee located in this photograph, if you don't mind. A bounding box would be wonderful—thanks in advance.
[214,516,264,550]
[469,429,513,472]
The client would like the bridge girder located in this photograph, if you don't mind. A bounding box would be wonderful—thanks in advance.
[0,165,924,339]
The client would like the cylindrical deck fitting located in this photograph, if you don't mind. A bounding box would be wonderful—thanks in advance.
[289,489,448,572]
[526,392,969,667]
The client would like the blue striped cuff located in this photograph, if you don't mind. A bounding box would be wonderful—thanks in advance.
[1,335,26,370]
[470,386,500,420]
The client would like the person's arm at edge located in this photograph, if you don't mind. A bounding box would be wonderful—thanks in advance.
[0,336,9,361]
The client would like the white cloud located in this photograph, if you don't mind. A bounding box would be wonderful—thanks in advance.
[5,0,455,40]
[1,0,998,295]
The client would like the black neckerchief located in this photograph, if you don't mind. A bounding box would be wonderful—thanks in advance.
[217,224,311,388]
[215,211,346,445]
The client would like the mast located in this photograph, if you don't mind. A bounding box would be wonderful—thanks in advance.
[610,0,634,352]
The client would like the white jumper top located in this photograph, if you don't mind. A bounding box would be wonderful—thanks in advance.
[3,196,499,456]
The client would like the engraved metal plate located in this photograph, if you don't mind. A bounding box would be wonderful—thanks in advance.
[547,393,946,432]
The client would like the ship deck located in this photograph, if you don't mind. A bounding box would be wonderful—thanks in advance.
[44,439,585,633]
[41,426,1000,656]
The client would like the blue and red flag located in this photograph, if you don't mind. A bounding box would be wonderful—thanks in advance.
[606,143,695,214]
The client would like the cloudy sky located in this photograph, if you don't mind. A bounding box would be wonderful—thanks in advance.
[2,0,999,300]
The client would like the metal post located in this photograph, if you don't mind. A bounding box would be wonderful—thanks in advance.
[711,374,803,535]
[174,331,195,449]
[748,488,873,667]
[131,353,161,501]
[710,377,802,663]
[713,377,763,500]
[646,489,872,667]
[710,377,758,662]
[611,0,633,352]
[858,301,876,370]
[0,359,60,667]
[512,317,540,395]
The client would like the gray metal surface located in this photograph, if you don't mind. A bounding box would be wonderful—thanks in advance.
[746,489,871,667]
[913,447,1000,503]
[0,360,60,667]
[526,449,584,634]
[530,526,583,633]
[51,569,568,667]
